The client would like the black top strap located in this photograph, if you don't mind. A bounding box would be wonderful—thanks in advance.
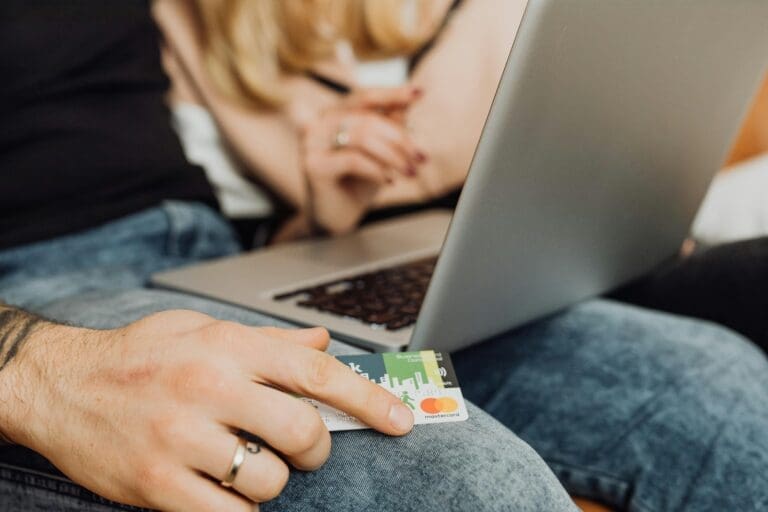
[409,0,463,72]
[307,0,464,92]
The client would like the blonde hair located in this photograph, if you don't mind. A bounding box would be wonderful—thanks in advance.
[192,0,435,108]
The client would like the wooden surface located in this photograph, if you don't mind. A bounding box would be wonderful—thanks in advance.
[726,72,768,166]
[574,498,613,512]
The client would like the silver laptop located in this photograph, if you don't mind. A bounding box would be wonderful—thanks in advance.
[153,0,768,352]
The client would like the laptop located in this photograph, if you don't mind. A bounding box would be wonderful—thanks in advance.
[153,0,768,353]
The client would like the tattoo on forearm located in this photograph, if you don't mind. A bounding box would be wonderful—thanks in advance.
[0,305,45,372]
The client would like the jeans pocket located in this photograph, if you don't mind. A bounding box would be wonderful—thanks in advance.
[161,200,241,262]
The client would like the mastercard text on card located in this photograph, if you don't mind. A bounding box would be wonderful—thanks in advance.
[302,350,469,431]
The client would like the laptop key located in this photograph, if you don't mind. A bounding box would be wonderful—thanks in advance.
[274,257,438,331]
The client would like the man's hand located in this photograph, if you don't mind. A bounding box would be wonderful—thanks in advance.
[0,309,414,511]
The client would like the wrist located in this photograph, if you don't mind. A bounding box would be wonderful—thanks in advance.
[307,186,367,236]
[0,318,95,449]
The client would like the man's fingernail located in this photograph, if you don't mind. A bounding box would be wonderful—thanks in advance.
[389,404,414,432]
[299,327,327,334]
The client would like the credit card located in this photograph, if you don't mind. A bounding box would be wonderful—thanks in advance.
[302,350,469,431]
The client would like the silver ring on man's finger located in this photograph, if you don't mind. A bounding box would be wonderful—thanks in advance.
[221,438,261,488]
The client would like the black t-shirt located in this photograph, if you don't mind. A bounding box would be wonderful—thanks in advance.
[0,0,216,250]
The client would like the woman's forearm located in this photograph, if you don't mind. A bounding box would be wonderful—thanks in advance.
[153,0,312,210]
[154,0,527,216]
[374,0,527,208]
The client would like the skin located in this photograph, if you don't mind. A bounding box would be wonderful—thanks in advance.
[300,86,428,234]
[156,0,765,237]
[154,0,525,237]
[0,305,414,511]
[0,3,523,508]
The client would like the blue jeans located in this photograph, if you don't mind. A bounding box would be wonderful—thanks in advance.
[0,202,766,511]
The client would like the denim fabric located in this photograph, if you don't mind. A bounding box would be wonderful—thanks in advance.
[1,201,767,511]
[0,201,241,310]
[455,302,768,511]
[0,396,569,512]
[0,202,575,512]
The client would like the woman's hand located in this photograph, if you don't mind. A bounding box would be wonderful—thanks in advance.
[301,86,427,235]
[6,310,414,511]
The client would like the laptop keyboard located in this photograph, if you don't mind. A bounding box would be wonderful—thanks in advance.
[273,257,437,331]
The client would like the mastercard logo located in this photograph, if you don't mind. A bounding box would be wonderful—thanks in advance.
[420,397,459,414]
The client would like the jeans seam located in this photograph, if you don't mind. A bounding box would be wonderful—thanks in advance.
[159,200,184,258]
[550,350,750,512]
[546,459,657,512]
[597,349,745,458]
[674,392,743,511]
[158,200,239,261]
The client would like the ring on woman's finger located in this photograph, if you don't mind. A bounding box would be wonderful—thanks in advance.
[221,437,262,488]
[332,122,351,150]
